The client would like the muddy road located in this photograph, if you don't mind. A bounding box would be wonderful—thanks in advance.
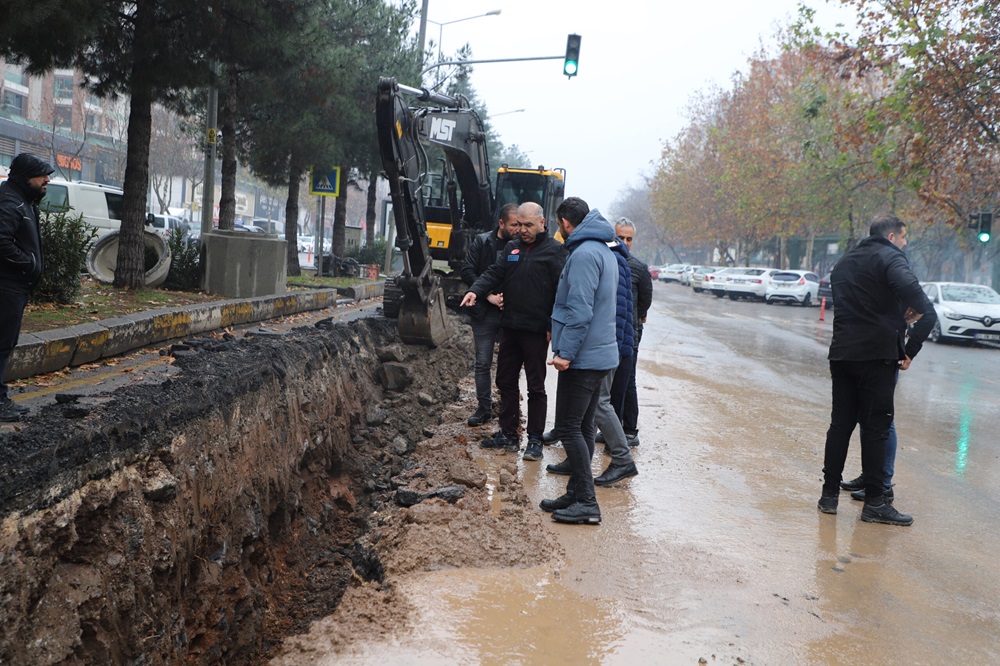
[276,283,1000,665]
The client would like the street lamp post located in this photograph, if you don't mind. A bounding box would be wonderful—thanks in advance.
[424,9,501,82]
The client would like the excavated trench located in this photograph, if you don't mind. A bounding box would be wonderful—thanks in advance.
[0,314,507,664]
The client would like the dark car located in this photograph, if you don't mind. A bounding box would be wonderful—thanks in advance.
[818,273,833,306]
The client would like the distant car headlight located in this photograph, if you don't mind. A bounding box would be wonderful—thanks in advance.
[942,306,963,320]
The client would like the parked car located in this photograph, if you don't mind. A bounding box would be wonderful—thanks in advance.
[680,265,697,286]
[727,268,782,301]
[40,179,124,238]
[922,282,1000,345]
[661,263,690,283]
[818,273,833,306]
[690,266,719,293]
[705,267,746,297]
[147,213,190,239]
[765,270,821,306]
[649,265,662,280]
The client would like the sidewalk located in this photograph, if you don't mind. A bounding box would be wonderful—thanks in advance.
[6,282,385,382]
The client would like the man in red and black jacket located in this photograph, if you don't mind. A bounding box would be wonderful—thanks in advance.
[460,202,567,459]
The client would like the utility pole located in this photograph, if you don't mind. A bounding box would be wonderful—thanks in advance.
[201,61,219,235]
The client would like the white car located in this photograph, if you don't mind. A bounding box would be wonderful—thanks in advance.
[727,268,782,301]
[922,282,1000,345]
[690,266,720,293]
[680,265,698,286]
[705,267,746,297]
[765,270,821,306]
[661,263,690,283]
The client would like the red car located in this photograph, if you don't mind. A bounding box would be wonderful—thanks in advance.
[649,265,661,280]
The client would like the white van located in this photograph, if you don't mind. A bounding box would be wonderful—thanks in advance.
[147,213,191,238]
[40,179,125,237]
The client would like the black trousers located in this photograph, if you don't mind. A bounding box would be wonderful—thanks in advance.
[0,288,30,401]
[495,328,549,438]
[822,359,897,501]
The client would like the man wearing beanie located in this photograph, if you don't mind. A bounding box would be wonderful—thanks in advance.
[0,153,54,422]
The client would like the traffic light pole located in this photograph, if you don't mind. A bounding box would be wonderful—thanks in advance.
[421,55,563,78]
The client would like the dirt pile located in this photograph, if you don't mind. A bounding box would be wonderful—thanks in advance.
[0,313,553,664]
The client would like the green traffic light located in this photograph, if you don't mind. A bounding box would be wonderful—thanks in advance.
[564,60,578,76]
[979,231,991,242]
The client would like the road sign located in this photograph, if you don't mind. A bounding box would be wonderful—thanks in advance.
[310,167,341,197]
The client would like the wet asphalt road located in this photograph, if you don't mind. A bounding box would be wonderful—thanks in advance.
[306,281,1000,665]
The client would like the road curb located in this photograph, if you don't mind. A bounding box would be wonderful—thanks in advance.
[6,283,384,382]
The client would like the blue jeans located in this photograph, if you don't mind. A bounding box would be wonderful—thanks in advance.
[470,313,502,410]
[0,288,30,401]
[554,368,609,502]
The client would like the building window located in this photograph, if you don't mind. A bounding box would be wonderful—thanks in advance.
[54,75,75,100]
[54,107,73,128]
[3,67,26,86]
[86,112,101,133]
[2,90,25,116]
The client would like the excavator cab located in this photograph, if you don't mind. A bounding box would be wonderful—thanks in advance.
[494,165,566,236]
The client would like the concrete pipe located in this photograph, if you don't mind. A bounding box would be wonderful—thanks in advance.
[86,230,173,287]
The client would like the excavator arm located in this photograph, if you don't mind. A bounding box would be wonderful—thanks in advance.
[375,77,495,346]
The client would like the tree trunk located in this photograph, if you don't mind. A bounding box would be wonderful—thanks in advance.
[332,165,348,259]
[286,162,303,276]
[218,70,238,231]
[366,172,378,247]
[114,86,153,289]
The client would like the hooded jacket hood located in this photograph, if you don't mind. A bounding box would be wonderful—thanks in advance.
[564,209,616,250]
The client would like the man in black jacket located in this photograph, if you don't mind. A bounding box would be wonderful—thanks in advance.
[817,214,936,526]
[461,203,519,426]
[0,153,54,422]
[460,202,567,459]
[614,217,653,445]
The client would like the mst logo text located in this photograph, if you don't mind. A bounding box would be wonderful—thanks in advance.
[429,117,456,142]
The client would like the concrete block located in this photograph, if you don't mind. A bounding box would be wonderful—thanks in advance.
[220,301,254,327]
[337,282,384,302]
[101,314,156,357]
[202,231,287,298]
[6,333,46,381]
[185,304,223,335]
[147,308,193,344]
[64,322,111,366]
[29,328,80,375]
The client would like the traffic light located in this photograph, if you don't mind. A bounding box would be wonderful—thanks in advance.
[979,212,993,243]
[563,34,581,78]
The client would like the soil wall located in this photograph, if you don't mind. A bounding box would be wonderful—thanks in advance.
[0,316,471,664]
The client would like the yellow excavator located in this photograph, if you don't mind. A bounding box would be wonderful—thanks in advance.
[375,77,565,346]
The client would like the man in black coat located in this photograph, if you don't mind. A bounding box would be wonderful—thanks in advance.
[614,217,653,445]
[817,214,936,526]
[460,203,519,426]
[460,202,567,459]
[0,153,54,422]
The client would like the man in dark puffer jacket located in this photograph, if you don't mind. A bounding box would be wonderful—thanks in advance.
[0,153,54,422]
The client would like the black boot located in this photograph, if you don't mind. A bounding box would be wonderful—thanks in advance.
[539,494,575,513]
[467,405,493,427]
[851,487,894,502]
[546,459,571,475]
[817,493,838,514]
[861,499,913,526]
[594,461,638,486]
[552,499,601,525]
[840,474,865,491]
[541,429,559,445]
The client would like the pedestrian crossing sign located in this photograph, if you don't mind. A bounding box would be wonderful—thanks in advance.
[309,167,341,197]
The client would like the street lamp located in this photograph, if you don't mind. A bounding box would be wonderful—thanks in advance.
[492,108,526,117]
[426,10,502,65]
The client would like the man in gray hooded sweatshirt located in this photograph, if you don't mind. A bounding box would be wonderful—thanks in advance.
[542,197,619,525]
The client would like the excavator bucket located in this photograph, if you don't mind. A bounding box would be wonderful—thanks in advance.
[397,285,451,347]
